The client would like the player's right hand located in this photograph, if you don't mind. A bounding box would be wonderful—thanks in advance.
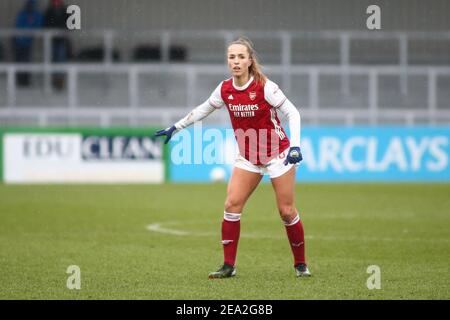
[154,125,177,144]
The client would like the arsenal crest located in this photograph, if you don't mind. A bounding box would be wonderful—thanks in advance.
[249,91,257,100]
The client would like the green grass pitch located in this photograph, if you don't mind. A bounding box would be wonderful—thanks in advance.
[0,183,449,299]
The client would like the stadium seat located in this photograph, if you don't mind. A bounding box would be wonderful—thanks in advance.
[169,45,187,62]
[0,41,4,62]
[77,46,121,62]
[133,45,162,62]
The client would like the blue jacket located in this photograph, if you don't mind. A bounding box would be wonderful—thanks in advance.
[15,0,43,47]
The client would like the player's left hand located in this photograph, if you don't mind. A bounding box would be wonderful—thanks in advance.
[284,146,303,165]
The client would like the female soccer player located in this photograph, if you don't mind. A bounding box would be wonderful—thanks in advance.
[155,37,311,278]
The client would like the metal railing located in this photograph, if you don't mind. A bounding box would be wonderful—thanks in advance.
[0,29,449,126]
[0,63,449,126]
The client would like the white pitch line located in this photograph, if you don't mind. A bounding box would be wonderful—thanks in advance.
[146,222,450,243]
[146,223,280,239]
[146,223,192,236]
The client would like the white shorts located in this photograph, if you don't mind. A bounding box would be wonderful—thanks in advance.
[234,149,298,179]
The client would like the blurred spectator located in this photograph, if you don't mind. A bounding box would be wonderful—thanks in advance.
[13,0,43,87]
[43,0,71,90]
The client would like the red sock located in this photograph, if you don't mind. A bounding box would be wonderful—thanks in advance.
[222,212,241,266]
[284,214,306,266]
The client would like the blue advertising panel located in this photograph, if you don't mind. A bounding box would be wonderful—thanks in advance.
[169,126,450,182]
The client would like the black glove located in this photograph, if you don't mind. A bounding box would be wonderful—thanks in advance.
[284,147,303,166]
[154,125,177,144]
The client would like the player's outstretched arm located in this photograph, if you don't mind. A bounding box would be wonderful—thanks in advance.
[154,100,217,144]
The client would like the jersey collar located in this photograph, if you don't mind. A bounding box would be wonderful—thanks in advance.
[232,76,254,91]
